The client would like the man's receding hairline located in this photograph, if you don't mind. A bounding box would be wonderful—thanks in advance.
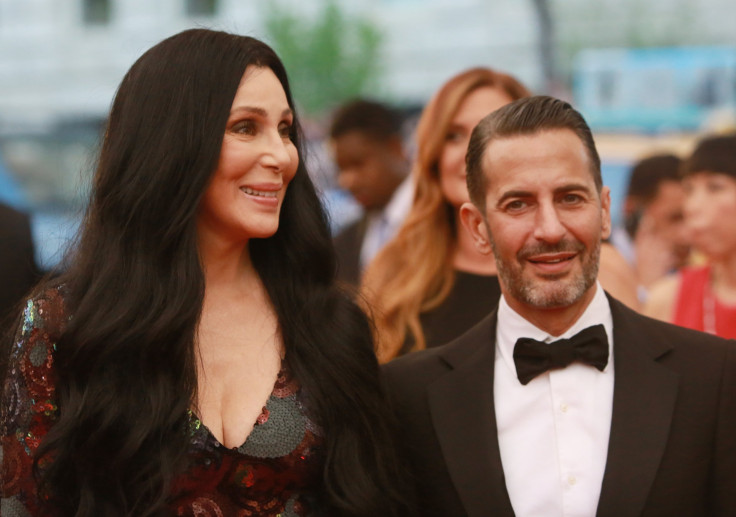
[477,127,602,189]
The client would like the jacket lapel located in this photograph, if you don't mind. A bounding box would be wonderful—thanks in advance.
[428,313,516,517]
[597,297,679,517]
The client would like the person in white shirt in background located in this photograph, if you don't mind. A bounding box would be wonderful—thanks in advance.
[328,99,413,286]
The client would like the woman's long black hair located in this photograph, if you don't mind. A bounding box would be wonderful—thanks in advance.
[33,29,411,516]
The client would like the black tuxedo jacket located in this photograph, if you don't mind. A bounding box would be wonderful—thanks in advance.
[383,295,736,517]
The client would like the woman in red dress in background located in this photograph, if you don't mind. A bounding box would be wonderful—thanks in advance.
[645,133,736,339]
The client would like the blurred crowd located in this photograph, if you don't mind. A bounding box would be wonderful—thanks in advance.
[320,78,736,353]
[2,68,736,351]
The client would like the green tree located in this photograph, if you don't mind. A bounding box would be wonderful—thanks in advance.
[262,0,383,118]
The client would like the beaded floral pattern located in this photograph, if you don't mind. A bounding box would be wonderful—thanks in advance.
[0,289,324,516]
[1,287,64,516]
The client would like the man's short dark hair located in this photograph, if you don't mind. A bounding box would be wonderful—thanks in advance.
[626,154,682,202]
[465,96,602,208]
[329,99,404,142]
[681,133,736,180]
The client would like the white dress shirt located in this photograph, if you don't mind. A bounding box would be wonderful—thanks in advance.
[495,283,614,517]
[359,175,414,269]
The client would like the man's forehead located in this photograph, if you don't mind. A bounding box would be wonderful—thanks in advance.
[481,130,595,188]
[483,128,587,159]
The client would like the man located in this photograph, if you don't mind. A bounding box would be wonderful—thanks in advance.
[329,99,413,285]
[610,154,690,294]
[383,96,736,517]
[0,202,38,322]
[0,201,39,382]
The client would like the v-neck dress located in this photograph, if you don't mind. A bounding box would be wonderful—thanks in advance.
[0,287,325,516]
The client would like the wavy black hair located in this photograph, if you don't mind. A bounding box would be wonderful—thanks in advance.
[33,28,411,516]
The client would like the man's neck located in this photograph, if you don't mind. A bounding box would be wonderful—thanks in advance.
[503,285,598,337]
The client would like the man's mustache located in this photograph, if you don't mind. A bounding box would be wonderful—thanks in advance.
[517,240,585,261]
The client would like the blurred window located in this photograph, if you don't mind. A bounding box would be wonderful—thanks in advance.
[575,47,736,132]
[186,0,218,16]
[638,68,676,108]
[597,70,618,107]
[83,0,111,25]
[692,68,724,107]
[0,119,102,270]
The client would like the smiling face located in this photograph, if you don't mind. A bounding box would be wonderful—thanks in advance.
[463,129,611,322]
[197,66,298,248]
[438,86,515,208]
[682,171,736,260]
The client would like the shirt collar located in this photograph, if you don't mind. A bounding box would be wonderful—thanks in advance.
[382,174,414,227]
[497,282,614,373]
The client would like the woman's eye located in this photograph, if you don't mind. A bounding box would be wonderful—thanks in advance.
[279,123,293,139]
[445,131,464,143]
[706,180,726,193]
[232,120,256,135]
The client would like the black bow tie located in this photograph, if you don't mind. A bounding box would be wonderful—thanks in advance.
[513,324,609,385]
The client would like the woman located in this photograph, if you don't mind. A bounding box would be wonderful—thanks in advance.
[362,68,640,362]
[361,68,531,361]
[644,133,736,338]
[0,29,410,516]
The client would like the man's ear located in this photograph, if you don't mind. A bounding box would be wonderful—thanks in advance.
[600,186,612,240]
[459,202,493,255]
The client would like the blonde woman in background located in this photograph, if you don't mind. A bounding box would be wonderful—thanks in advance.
[363,68,640,363]
[361,68,531,362]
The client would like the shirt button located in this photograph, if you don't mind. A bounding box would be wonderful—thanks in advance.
[568,475,577,486]
[560,403,569,413]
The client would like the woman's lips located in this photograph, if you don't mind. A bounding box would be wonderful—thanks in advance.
[239,184,282,207]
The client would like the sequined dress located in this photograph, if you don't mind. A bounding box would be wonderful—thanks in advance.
[0,287,325,516]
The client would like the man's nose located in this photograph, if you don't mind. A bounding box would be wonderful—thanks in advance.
[533,203,566,243]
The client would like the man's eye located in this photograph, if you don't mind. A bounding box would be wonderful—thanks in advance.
[562,194,583,204]
[505,200,526,211]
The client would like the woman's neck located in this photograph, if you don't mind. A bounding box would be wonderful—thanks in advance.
[452,210,497,275]
[199,235,257,290]
[198,239,278,355]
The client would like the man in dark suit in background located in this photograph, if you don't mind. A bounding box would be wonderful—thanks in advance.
[383,96,736,517]
[329,99,413,286]
[0,201,39,379]
[0,202,38,322]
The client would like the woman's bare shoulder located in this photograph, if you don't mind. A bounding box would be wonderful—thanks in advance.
[599,243,640,310]
[642,274,680,322]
